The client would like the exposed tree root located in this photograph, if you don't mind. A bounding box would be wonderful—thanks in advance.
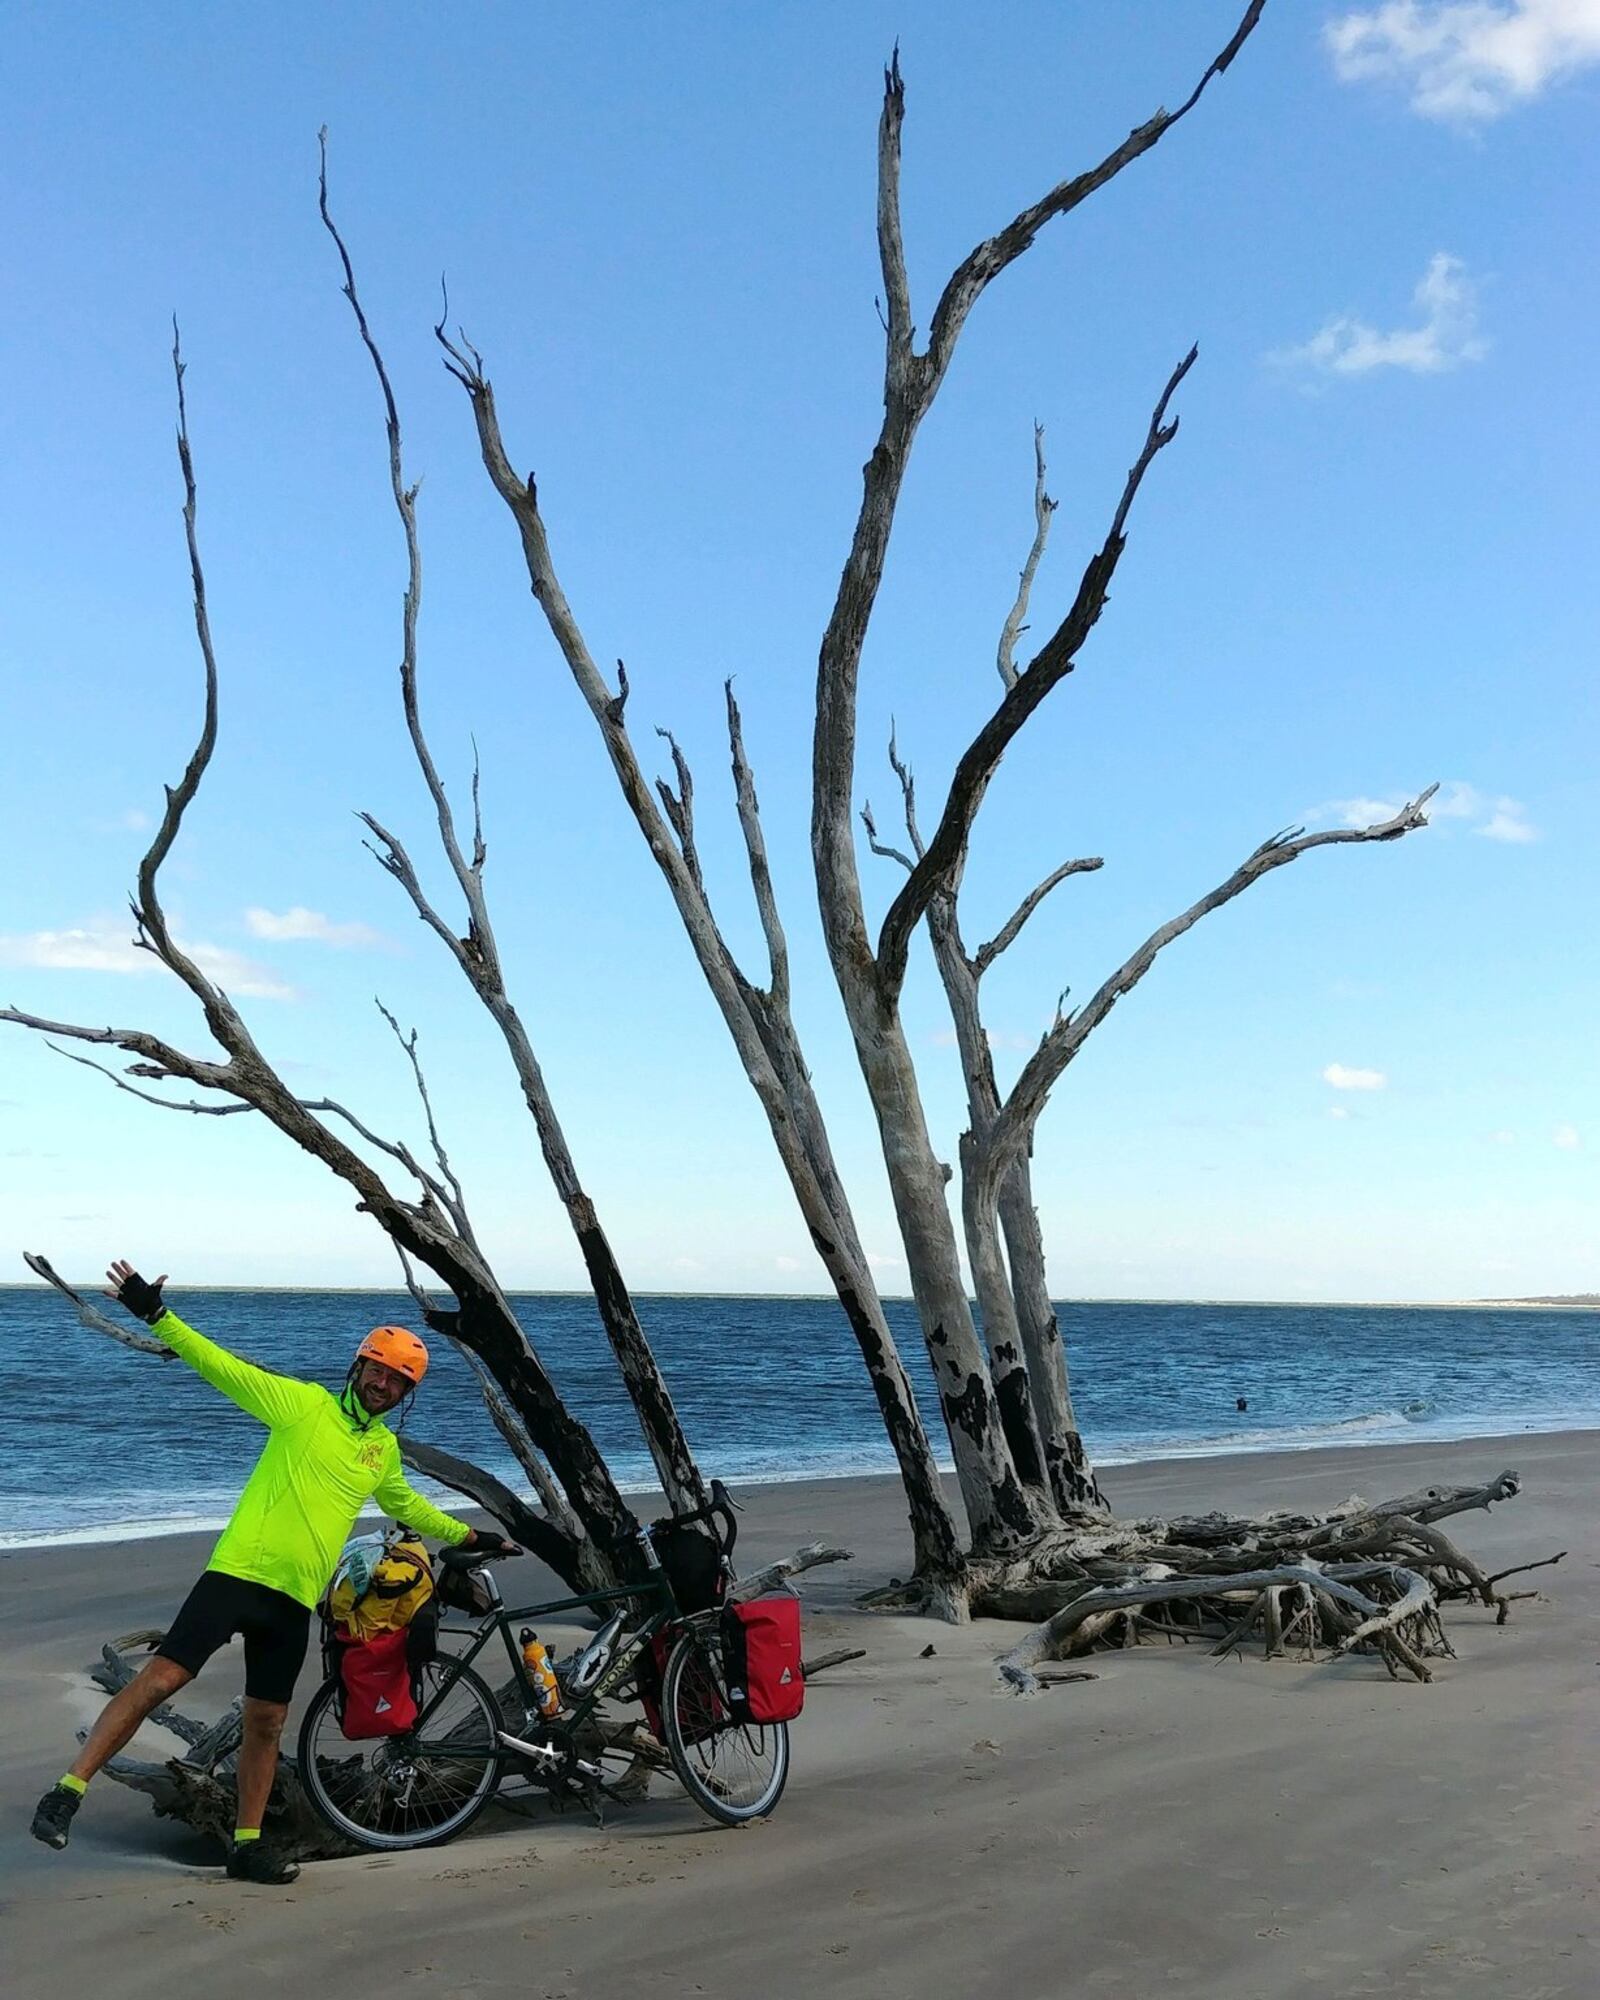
[981,1469,1552,1692]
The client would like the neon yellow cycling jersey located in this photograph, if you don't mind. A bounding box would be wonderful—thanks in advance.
[154,1309,470,1610]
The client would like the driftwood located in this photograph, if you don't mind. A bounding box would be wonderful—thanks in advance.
[988,1471,1554,1693]
[84,1636,358,1860]
[728,1543,852,1601]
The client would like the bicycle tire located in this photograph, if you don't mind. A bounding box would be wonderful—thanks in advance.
[295,1655,504,1851]
[660,1625,789,1827]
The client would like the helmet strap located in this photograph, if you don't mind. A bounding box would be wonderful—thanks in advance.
[342,1363,376,1431]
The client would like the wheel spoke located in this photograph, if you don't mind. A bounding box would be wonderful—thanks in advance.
[661,1630,788,1825]
[297,1657,501,1850]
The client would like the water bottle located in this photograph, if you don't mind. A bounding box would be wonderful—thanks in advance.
[519,1628,562,1719]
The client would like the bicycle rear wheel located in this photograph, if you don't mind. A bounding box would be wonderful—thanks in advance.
[296,1656,503,1850]
[660,1625,789,1826]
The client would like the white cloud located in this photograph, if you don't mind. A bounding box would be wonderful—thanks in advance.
[1327,0,1600,123]
[1324,794,1410,827]
[1490,1128,1517,1144]
[0,923,295,1001]
[1477,798,1538,841]
[1329,1104,1352,1120]
[245,906,383,948]
[774,1255,804,1274]
[866,1250,904,1272]
[1553,1123,1581,1149]
[1324,1062,1388,1091]
[1275,253,1487,377]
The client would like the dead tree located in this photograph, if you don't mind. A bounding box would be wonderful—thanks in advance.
[442,14,1283,1591]
[0,334,655,1588]
[439,2,1432,1607]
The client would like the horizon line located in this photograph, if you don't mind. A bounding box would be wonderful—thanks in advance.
[0,1284,1593,1309]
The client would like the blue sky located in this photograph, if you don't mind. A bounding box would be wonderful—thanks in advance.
[2,1,1594,1300]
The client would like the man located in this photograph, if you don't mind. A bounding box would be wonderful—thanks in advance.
[30,1259,516,1884]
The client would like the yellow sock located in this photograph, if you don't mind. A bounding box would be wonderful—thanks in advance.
[233,1827,261,1843]
[59,1774,88,1796]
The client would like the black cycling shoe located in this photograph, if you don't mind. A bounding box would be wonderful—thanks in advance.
[31,1784,83,1850]
[225,1840,300,1885]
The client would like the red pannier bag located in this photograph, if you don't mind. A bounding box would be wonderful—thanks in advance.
[722,1596,804,1724]
[336,1627,417,1738]
[636,1631,673,1740]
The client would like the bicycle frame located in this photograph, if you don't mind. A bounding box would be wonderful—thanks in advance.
[409,1567,689,1778]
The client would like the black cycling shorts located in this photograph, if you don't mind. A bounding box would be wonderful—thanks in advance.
[156,1571,312,1705]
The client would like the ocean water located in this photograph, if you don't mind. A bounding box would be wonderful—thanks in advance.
[3,1287,1597,1550]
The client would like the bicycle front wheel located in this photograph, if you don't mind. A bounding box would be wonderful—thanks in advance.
[660,1625,789,1826]
[296,1656,504,1851]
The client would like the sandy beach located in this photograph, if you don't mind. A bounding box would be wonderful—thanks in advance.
[3,1430,1594,1999]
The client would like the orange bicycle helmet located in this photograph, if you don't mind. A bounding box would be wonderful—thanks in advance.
[356,1324,430,1386]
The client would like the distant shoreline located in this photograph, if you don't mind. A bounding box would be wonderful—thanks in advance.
[0,1283,1594,1308]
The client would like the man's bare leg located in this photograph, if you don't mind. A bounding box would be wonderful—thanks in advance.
[70,1656,195,1781]
[233,1698,288,1833]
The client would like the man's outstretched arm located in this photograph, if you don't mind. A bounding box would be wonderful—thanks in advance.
[373,1448,521,1554]
[106,1258,319,1430]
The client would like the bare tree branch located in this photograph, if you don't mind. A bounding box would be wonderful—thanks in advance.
[973,857,1104,976]
[374,999,474,1239]
[876,46,914,367]
[876,346,1198,1001]
[3,254,643,1587]
[128,329,257,1051]
[724,681,791,1009]
[46,1041,254,1115]
[319,130,492,972]
[1,1008,231,1095]
[863,716,1103,1517]
[44,1037,462,1212]
[357,812,479,977]
[923,3,1266,388]
[395,1436,577,1573]
[654,727,704,893]
[22,1251,177,1357]
[887,723,924,854]
[860,802,916,874]
[983,788,1439,1186]
[996,424,1057,690]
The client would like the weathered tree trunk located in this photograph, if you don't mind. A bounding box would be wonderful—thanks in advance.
[996,1155,1101,1510]
[866,740,1103,1522]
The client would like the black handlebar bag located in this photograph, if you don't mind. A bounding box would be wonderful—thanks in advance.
[649,1521,726,1615]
